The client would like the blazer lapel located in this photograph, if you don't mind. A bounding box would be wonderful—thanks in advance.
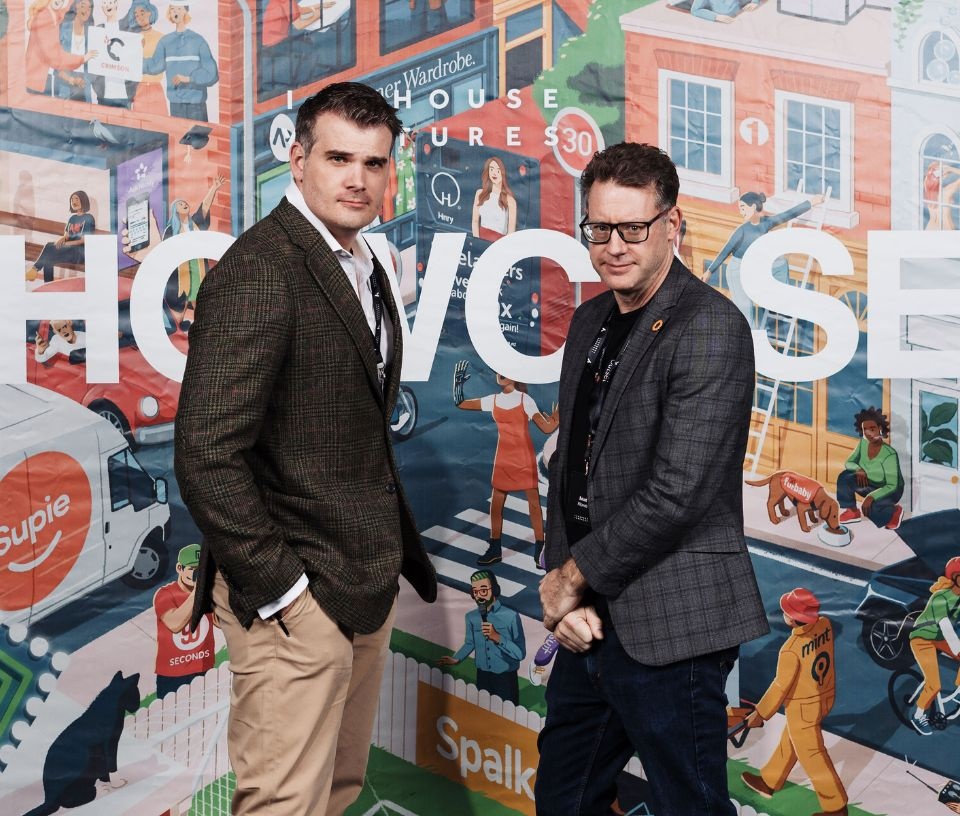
[274,199,386,406]
[589,259,693,464]
[375,252,403,411]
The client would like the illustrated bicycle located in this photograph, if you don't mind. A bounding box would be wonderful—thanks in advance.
[888,666,960,733]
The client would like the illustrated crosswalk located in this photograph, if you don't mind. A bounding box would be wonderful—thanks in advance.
[421,486,547,620]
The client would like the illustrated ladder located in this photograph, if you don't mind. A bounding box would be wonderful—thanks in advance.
[744,183,831,476]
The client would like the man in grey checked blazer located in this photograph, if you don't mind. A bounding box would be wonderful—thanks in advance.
[535,143,768,815]
[175,83,436,816]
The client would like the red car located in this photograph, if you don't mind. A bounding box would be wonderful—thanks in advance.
[26,278,187,446]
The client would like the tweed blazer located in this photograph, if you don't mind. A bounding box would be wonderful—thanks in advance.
[545,258,769,665]
[175,198,437,633]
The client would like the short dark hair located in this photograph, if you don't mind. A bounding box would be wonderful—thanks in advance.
[580,143,679,212]
[295,82,403,156]
[853,406,890,438]
[739,191,767,212]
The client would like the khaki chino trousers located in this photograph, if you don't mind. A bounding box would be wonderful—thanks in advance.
[213,572,396,815]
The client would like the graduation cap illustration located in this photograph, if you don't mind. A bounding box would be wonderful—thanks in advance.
[179,125,211,163]
[179,125,211,150]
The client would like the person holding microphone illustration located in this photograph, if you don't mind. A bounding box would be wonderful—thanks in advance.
[437,570,525,704]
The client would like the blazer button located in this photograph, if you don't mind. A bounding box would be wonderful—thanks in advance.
[386,482,397,494]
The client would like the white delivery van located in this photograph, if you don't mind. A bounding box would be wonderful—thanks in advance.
[0,383,171,626]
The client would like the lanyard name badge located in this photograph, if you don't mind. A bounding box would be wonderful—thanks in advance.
[367,267,385,394]
[571,308,635,528]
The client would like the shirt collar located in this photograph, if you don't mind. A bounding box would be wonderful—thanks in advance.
[284,181,373,266]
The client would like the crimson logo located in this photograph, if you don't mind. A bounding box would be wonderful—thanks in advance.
[0,453,92,610]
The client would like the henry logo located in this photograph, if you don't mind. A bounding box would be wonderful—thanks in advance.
[0,452,92,610]
[174,615,210,651]
[431,171,461,208]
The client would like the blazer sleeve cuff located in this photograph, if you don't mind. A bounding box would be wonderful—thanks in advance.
[569,536,635,598]
[215,540,306,614]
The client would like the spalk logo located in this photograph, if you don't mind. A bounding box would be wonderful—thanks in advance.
[0,452,92,610]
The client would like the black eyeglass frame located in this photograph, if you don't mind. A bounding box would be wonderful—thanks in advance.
[579,208,673,244]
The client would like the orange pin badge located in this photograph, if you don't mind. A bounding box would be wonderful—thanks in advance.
[652,319,664,332]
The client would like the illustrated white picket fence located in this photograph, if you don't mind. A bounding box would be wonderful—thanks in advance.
[128,652,762,816]
[130,665,232,815]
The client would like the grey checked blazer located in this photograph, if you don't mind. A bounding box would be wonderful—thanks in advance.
[545,258,769,665]
[175,198,436,633]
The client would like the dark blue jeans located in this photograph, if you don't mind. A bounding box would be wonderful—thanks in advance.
[836,469,902,527]
[535,622,738,816]
[35,242,85,282]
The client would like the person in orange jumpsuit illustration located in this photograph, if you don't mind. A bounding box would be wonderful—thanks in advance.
[742,587,848,816]
[454,360,558,568]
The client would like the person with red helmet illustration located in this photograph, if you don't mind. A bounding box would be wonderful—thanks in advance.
[741,587,848,816]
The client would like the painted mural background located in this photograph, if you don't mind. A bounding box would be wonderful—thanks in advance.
[2,1,960,814]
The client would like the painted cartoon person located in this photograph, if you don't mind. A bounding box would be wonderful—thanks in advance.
[453,360,559,567]
[742,588,848,816]
[436,570,525,705]
[922,162,960,231]
[837,406,905,531]
[471,156,517,242]
[25,0,97,96]
[142,3,219,121]
[122,0,165,112]
[90,0,129,107]
[261,0,339,46]
[162,174,227,327]
[153,543,217,699]
[26,190,96,283]
[907,556,960,736]
[703,191,824,328]
[409,0,448,37]
[35,319,86,363]
[690,0,758,23]
[57,0,94,101]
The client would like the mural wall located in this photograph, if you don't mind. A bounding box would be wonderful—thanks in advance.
[2,0,960,814]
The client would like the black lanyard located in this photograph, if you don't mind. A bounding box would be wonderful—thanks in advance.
[367,266,385,394]
[583,307,634,474]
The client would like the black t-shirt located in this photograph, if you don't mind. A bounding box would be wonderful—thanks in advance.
[564,305,643,546]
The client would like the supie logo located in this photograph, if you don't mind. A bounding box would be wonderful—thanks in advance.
[0,453,92,610]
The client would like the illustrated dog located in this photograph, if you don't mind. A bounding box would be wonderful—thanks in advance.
[746,470,843,534]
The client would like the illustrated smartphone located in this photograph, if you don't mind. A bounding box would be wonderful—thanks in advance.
[126,193,151,253]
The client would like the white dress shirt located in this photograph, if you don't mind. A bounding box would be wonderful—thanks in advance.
[257,182,395,621]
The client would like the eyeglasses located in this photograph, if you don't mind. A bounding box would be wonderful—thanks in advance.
[579,208,672,244]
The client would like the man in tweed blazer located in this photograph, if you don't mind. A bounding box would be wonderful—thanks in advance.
[535,143,768,815]
[175,83,436,816]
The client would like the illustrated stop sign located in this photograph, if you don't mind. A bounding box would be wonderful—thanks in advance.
[551,107,605,177]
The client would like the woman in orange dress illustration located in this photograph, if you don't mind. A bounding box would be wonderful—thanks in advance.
[454,361,558,568]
